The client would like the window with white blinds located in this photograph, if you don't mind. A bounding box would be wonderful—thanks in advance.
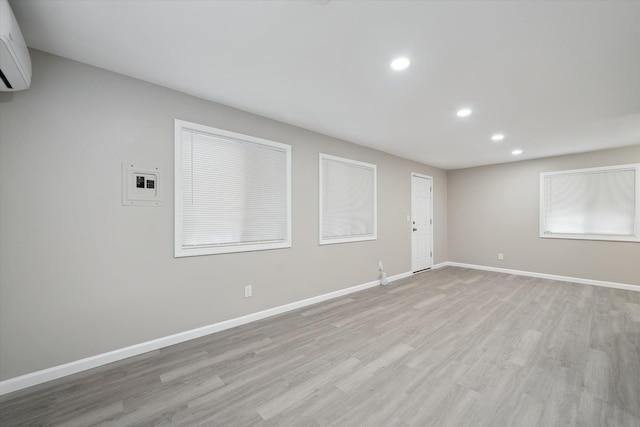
[540,164,639,242]
[320,153,377,245]
[175,120,291,257]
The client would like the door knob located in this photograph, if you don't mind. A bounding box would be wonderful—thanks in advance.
[413,228,418,231]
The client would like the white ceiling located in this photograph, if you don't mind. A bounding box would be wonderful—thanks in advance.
[10,0,640,169]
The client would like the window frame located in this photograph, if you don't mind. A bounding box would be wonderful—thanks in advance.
[174,119,292,257]
[539,163,640,242]
[319,153,377,245]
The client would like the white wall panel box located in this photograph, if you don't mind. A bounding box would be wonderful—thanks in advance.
[122,163,162,206]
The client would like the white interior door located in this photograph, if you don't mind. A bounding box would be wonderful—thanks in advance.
[411,173,433,272]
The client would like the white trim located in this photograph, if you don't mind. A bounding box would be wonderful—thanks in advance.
[0,270,411,396]
[174,119,292,257]
[411,172,434,272]
[386,271,414,282]
[443,262,640,292]
[7,262,633,395]
[319,153,377,245]
[539,163,640,242]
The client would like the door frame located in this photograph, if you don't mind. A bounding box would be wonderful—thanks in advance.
[411,173,434,272]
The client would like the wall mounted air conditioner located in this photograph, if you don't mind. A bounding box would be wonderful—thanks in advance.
[0,0,31,91]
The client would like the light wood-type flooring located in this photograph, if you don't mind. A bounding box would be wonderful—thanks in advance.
[1,267,639,426]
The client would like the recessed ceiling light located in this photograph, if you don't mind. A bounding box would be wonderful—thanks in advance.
[491,133,505,141]
[456,108,472,118]
[512,149,523,155]
[390,57,410,71]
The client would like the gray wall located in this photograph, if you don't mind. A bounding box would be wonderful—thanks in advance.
[0,50,448,380]
[448,146,640,285]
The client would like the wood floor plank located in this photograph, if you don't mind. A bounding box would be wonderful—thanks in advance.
[584,348,613,403]
[334,343,413,393]
[256,357,360,420]
[412,292,446,309]
[1,266,638,426]
[626,302,640,322]
[52,401,125,427]
[510,329,543,367]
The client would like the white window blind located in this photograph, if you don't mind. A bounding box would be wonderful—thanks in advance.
[320,154,377,245]
[175,120,291,257]
[540,164,639,242]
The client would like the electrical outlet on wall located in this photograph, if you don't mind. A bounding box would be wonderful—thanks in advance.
[244,285,252,298]
[498,253,504,260]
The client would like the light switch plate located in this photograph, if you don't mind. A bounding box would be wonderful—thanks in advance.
[122,163,163,206]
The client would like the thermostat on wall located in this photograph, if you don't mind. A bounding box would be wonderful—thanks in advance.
[122,163,163,206]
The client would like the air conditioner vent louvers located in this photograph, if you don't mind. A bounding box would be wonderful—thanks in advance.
[0,0,32,92]
[0,68,13,89]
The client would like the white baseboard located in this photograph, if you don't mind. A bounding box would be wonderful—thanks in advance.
[0,271,412,396]
[431,262,449,270]
[6,263,632,395]
[384,271,414,282]
[443,262,639,292]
